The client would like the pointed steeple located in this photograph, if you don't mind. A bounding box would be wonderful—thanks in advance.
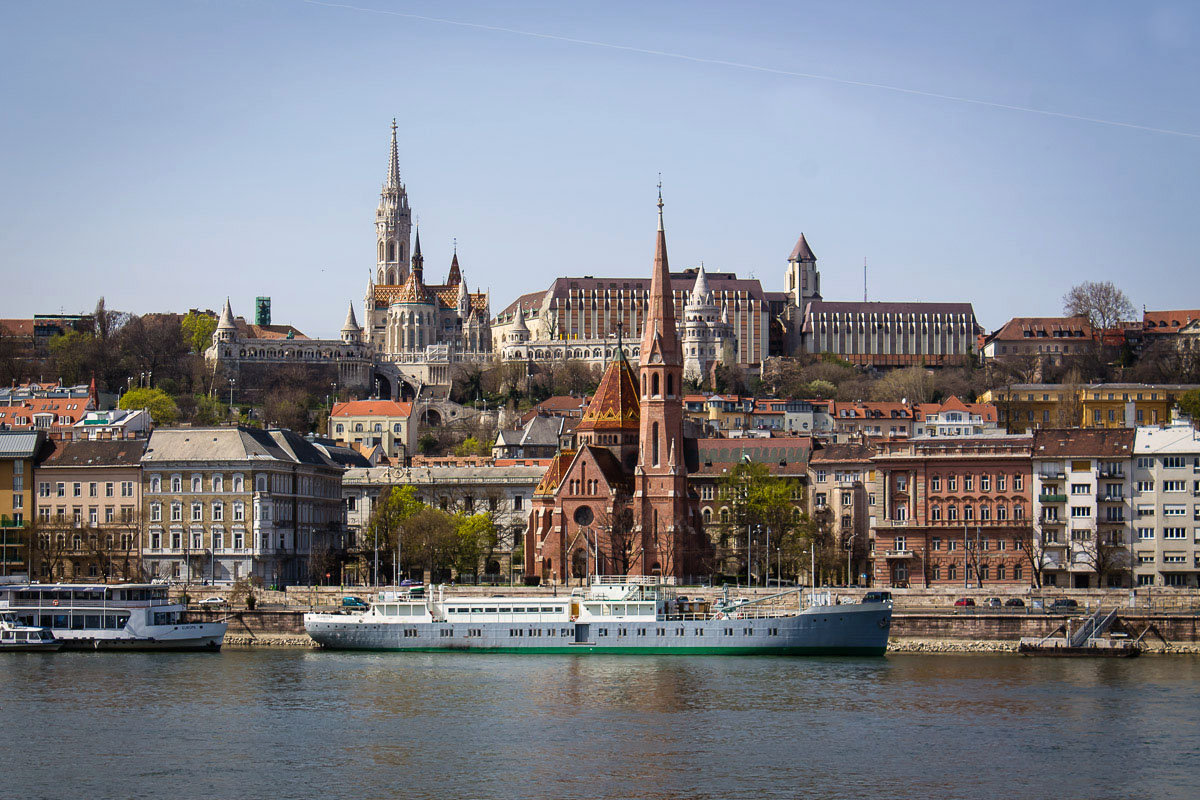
[789,233,816,262]
[217,297,236,330]
[341,302,361,333]
[447,239,462,285]
[640,184,680,365]
[457,277,470,316]
[385,118,401,190]
[411,226,424,283]
[690,263,712,305]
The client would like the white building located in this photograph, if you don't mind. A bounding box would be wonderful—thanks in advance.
[681,264,735,383]
[1132,422,1200,588]
[1031,428,1134,589]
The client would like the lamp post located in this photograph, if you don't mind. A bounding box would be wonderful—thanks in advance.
[746,523,752,587]
[764,526,770,588]
[777,547,781,587]
[227,377,235,414]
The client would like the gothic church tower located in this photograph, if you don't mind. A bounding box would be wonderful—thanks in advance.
[634,191,703,579]
[376,120,412,286]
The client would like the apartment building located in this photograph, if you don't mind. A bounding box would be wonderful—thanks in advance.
[329,400,416,465]
[870,435,1034,588]
[30,440,145,582]
[1131,423,1200,588]
[1031,429,1134,589]
[912,397,1002,438]
[808,442,874,585]
[829,401,914,442]
[141,427,345,587]
[983,383,1196,432]
[0,430,48,576]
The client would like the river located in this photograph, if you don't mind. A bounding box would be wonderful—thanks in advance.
[1,650,1197,799]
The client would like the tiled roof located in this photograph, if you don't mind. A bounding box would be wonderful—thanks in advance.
[829,401,914,420]
[1144,309,1200,334]
[0,319,35,337]
[577,350,639,432]
[806,300,976,316]
[1032,428,1136,458]
[987,315,1092,342]
[497,290,547,320]
[0,397,95,428]
[534,449,576,495]
[810,442,876,463]
[695,437,813,467]
[789,233,816,261]
[547,271,769,305]
[913,396,998,423]
[41,439,147,468]
[331,400,413,418]
[234,320,309,340]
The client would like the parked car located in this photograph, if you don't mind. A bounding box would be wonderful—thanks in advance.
[954,597,976,607]
[1049,598,1079,613]
[198,596,227,606]
[1004,598,1026,608]
[983,597,1002,608]
[342,596,369,609]
[862,591,893,604]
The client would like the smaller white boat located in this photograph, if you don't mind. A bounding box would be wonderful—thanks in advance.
[0,614,62,652]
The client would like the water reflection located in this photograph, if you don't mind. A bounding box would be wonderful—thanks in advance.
[1,652,1199,799]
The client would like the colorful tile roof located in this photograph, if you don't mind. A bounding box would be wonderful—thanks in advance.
[577,349,639,432]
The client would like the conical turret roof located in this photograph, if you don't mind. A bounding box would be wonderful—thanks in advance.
[341,302,361,332]
[789,233,816,262]
[689,263,712,305]
[578,346,640,432]
[395,265,431,303]
[217,297,236,330]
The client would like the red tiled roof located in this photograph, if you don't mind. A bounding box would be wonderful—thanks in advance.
[1144,309,1200,334]
[987,315,1092,342]
[577,351,639,432]
[913,396,997,423]
[1032,428,1136,457]
[0,319,35,337]
[330,400,413,418]
[534,450,576,495]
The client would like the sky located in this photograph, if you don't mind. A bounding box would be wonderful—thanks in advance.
[1,1,1198,338]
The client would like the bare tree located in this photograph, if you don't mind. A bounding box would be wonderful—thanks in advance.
[1063,281,1136,332]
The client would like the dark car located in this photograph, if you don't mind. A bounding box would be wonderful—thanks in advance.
[1049,598,1079,612]
[1004,598,1026,608]
[862,591,892,604]
[954,597,976,607]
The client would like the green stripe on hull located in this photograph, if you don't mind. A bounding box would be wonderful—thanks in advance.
[318,645,887,656]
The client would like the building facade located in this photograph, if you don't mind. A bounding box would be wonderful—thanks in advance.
[1131,423,1200,588]
[0,431,47,576]
[141,428,344,587]
[808,442,874,586]
[983,383,1196,432]
[30,440,145,582]
[1031,429,1134,589]
[980,316,1094,368]
[329,399,416,465]
[869,435,1034,588]
[801,301,981,367]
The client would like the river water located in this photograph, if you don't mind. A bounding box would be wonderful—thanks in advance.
[2,650,1197,800]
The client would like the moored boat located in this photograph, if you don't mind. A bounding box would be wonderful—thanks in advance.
[304,576,892,656]
[0,614,62,652]
[0,583,226,651]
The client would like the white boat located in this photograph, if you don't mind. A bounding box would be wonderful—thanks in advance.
[0,614,61,652]
[305,576,892,656]
[0,583,226,651]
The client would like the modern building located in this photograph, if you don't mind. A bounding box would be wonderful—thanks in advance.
[30,440,145,582]
[869,435,1034,588]
[69,409,153,441]
[329,399,416,465]
[140,427,345,587]
[1131,423,1200,588]
[800,301,981,367]
[1031,428,1134,589]
[0,430,48,576]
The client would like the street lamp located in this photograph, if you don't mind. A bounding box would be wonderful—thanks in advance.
[227,377,235,414]
[764,526,770,588]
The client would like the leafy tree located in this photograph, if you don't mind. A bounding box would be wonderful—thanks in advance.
[1063,281,1136,332]
[716,461,809,583]
[119,387,180,425]
[1178,388,1200,425]
[454,436,491,457]
[192,394,228,425]
[364,486,424,582]
[871,366,934,403]
[48,329,97,385]
[417,433,438,455]
[263,389,310,432]
[181,311,218,355]
[453,513,498,578]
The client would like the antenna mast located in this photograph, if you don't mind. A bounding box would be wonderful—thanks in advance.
[863,258,868,302]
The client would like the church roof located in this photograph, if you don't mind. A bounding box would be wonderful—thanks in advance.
[577,347,640,432]
[447,251,462,285]
[534,449,576,495]
[394,268,433,304]
[789,233,816,262]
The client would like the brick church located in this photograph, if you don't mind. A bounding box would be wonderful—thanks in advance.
[525,195,710,583]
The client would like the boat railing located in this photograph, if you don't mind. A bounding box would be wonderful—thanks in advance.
[593,575,675,586]
[0,599,161,610]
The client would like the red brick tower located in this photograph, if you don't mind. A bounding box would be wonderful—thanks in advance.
[633,190,702,579]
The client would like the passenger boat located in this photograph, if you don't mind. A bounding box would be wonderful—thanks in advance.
[304,576,892,656]
[0,614,62,652]
[0,583,226,651]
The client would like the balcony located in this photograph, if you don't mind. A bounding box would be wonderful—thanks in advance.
[1099,495,1126,504]
[884,549,915,559]
[1098,468,1125,478]
[1038,494,1068,503]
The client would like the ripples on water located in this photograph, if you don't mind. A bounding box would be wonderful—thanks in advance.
[2,651,1198,799]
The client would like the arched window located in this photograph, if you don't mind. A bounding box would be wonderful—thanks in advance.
[642,374,647,395]
[387,240,396,262]
[651,373,660,397]
[702,508,712,523]
[652,422,660,465]
[719,507,729,523]
[667,374,674,396]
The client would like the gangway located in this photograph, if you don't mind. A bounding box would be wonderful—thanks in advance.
[1068,607,1120,648]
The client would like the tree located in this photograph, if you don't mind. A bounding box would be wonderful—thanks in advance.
[119,387,180,425]
[48,330,98,386]
[716,462,807,583]
[871,366,934,404]
[1178,388,1200,425]
[263,389,310,432]
[401,507,459,580]
[454,436,491,457]
[1063,281,1136,332]
[181,311,218,355]
[453,513,498,579]
[364,485,425,583]
[192,394,228,425]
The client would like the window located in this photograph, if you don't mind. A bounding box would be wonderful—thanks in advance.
[150,503,161,522]
[964,476,974,492]
[964,504,974,521]
[149,476,161,493]
[997,504,1008,521]
[1163,480,1185,492]
[1137,457,1153,469]
[1164,505,1186,517]
[191,503,203,522]
[931,537,942,550]
[816,470,827,483]
[931,505,941,521]
[1136,480,1153,494]
[233,502,245,522]
[981,475,991,492]
[1070,506,1091,518]
[1071,483,1089,495]
[170,503,183,522]
[171,476,182,492]
[233,475,244,493]
[1138,527,1154,540]
[1163,457,1185,469]
[947,476,958,492]
[930,476,941,492]
[73,482,82,497]
[998,475,1007,492]
[1014,475,1024,491]
[1163,528,1186,539]
[947,505,958,521]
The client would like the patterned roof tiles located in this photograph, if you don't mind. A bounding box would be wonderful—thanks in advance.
[577,349,640,432]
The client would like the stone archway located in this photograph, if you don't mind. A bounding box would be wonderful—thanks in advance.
[421,408,443,427]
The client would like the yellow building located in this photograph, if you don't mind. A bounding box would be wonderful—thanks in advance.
[981,383,1196,432]
[0,431,48,576]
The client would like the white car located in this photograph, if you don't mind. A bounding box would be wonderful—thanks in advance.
[198,596,227,606]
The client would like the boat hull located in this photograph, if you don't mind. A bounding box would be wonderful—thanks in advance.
[0,642,63,652]
[305,603,892,657]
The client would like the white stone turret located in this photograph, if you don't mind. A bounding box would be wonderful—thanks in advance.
[215,297,238,344]
[682,266,733,385]
[341,302,362,344]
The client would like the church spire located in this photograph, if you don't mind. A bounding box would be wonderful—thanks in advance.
[411,226,424,283]
[386,118,401,190]
[640,182,680,364]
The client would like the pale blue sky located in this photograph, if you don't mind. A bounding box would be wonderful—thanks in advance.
[2,1,1197,337]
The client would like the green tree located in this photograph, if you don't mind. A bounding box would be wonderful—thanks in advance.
[716,461,809,583]
[192,394,227,425]
[48,329,98,385]
[454,436,491,457]
[1178,388,1200,425]
[365,486,425,583]
[417,433,439,455]
[453,513,499,578]
[181,311,218,355]
[119,387,180,425]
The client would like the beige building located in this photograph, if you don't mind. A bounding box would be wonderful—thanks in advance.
[1,431,48,576]
[31,440,145,582]
[1132,423,1200,588]
[329,400,416,465]
[808,442,875,585]
[141,427,345,587]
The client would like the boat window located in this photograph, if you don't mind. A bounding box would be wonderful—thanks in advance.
[471,608,483,613]
[70,615,85,630]
[484,607,498,613]
[52,614,68,628]
[541,607,558,613]
[85,615,101,629]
